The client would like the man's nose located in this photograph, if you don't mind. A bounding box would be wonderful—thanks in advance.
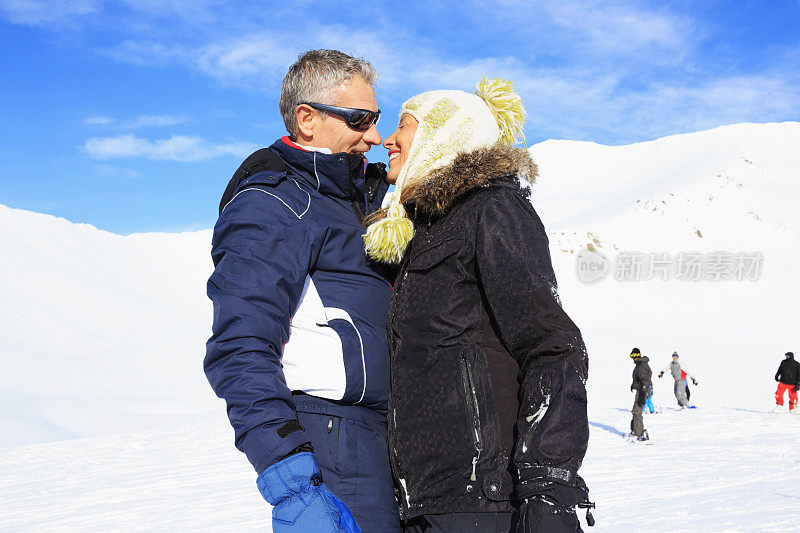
[362,124,382,146]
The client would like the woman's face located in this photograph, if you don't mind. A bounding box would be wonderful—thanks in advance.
[383,114,419,184]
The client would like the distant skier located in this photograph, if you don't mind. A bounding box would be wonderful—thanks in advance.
[774,352,800,414]
[630,348,652,441]
[658,352,698,408]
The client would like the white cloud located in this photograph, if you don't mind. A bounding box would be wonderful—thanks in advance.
[542,0,695,53]
[83,134,257,162]
[517,68,800,144]
[0,0,98,25]
[83,115,189,129]
[195,34,296,84]
[84,116,114,125]
[97,26,411,93]
[125,115,188,129]
[98,40,187,67]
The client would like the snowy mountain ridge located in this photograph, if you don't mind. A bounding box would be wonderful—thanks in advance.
[532,122,800,251]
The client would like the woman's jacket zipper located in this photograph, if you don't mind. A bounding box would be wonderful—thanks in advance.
[387,256,411,516]
[460,356,483,482]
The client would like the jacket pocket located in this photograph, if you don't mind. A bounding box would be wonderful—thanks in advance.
[406,237,462,271]
[322,307,367,404]
[460,355,484,482]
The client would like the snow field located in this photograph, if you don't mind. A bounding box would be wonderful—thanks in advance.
[583,405,800,532]
[0,418,266,532]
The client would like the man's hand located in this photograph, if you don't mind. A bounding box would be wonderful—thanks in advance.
[636,390,647,407]
[658,371,664,378]
[692,378,698,386]
[795,384,799,392]
[257,452,360,533]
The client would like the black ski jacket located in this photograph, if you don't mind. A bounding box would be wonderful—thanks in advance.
[775,355,800,385]
[386,145,589,521]
[631,357,653,393]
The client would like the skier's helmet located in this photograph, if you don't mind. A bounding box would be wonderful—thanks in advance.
[630,348,641,358]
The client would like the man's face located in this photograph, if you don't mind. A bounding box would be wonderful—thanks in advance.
[305,78,382,154]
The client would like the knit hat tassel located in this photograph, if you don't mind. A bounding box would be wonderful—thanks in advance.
[363,202,415,264]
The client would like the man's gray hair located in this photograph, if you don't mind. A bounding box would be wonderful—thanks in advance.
[280,49,378,137]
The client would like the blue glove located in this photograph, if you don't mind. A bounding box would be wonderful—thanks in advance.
[257,452,361,533]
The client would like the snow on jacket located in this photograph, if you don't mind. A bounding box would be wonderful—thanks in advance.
[775,354,800,385]
[386,144,589,519]
[631,356,653,392]
[661,360,696,382]
[204,137,391,475]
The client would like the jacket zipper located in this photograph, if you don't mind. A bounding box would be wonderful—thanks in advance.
[387,269,409,515]
[460,356,483,482]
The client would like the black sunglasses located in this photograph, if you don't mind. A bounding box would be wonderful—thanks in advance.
[300,102,380,131]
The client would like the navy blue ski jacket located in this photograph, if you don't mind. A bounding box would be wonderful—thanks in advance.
[204,137,391,474]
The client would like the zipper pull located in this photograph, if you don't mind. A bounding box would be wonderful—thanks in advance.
[578,501,596,527]
[470,455,478,482]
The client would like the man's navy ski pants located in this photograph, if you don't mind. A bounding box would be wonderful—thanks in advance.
[293,393,402,533]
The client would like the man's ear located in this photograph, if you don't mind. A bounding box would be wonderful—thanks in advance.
[295,104,316,140]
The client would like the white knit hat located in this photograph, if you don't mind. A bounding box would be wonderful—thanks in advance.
[364,78,526,263]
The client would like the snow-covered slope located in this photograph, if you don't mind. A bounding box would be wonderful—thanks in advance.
[0,205,221,446]
[1,122,799,531]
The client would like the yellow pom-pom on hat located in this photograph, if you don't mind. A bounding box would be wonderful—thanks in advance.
[475,77,527,147]
[363,202,414,264]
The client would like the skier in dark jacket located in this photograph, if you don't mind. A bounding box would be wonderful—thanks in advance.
[629,348,652,441]
[364,80,592,532]
[774,352,800,413]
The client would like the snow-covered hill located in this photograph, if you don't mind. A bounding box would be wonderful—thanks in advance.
[0,206,220,447]
[1,122,799,531]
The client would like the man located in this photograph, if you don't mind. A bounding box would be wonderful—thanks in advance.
[658,351,698,408]
[629,348,652,441]
[774,352,800,414]
[204,50,400,532]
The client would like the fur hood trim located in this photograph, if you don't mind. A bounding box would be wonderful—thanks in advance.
[405,143,537,216]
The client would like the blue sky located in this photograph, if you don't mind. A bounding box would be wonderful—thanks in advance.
[1,0,799,234]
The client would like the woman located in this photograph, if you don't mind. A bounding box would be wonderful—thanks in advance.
[364,79,593,532]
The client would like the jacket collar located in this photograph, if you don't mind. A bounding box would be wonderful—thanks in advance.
[270,136,367,201]
[405,143,538,217]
